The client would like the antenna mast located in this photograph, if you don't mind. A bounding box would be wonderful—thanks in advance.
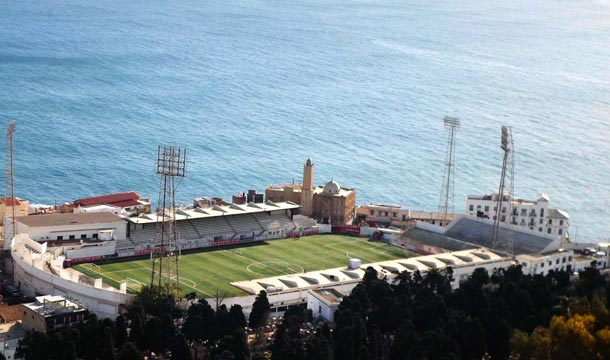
[438,116,460,223]
[150,145,186,295]
[2,121,16,249]
[492,126,514,256]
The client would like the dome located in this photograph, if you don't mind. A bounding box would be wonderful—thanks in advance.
[323,180,341,194]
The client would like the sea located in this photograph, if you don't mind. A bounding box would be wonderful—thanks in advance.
[0,0,609,242]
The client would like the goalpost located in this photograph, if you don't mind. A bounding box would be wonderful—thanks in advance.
[83,263,102,274]
[124,277,145,292]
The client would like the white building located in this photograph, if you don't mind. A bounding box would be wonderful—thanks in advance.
[14,212,127,260]
[15,212,127,243]
[517,251,575,276]
[465,193,569,242]
[307,288,344,323]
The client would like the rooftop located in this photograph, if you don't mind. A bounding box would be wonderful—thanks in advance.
[0,197,21,206]
[74,191,140,207]
[311,288,344,305]
[23,295,86,317]
[125,201,300,224]
[16,212,125,228]
[231,248,507,295]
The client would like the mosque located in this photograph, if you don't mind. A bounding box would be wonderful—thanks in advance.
[265,159,356,225]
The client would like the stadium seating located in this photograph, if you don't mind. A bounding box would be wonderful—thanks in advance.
[445,217,555,255]
[129,225,157,245]
[129,211,301,251]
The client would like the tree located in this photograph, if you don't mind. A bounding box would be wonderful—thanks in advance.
[549,314,596,360]
[172,333,192,360]
[249,290,270,328]
[118,342,141,360]
[487,319,510,360]
[115,315,128,348]
[99,327,116,360]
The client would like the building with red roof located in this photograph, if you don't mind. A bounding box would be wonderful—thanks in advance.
[73,192,150,216]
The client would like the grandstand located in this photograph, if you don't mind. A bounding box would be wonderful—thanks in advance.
[124,201,305,252]
[445,216,558,255]
[409,215,560,255]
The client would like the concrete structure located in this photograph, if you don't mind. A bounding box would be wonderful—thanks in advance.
[465,193,569,242]
[231,248,512,295]
[1,197,30,249]
[517,251,575,276]
[74,204,125,216]
[356,204,456,228]
[0,197,29,224]
[15,212,127,243]
[312,180,356,225]
[193,197,230,208]
[307,288,344,323]
[74,191,150,216]
[21,295,88,333]
[232,190,264,205]
[265,159,314,214]
[410,215,562,255]
[12,234,133,318]
[266,159,356,224]
[0,321,25,360]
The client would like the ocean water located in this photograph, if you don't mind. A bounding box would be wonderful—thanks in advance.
[0,0,609,242]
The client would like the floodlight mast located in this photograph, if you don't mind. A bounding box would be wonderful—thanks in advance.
[492,126,514,256]
[438,116,460,223]
[151,145,186,295]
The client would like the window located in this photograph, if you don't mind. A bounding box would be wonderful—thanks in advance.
[521,209,527,216]
[548,228,552,234]
[562,257,566,263]
[560,220,564,225]
[370,210,374,215]
[484,205,489,212]
[541,262,545,268]
[92,234,98,239]
[540,219,544,224]
[384,211,389,216]
[477,205,481,209]
[548,261,552,266]
[559,229,563,235]
[568,256,572,261]
[556,259,560,264]
[57,236,63,241]
[549,219,553,225]
[469,205,474,211]
[69,235,75,240]
[539,227,542,232]
[402,214,406,221]
[494,206,497,211]
[540,208,544,217]
[502,207,507,213]
[392,212,397,218]
[81,234,87,239]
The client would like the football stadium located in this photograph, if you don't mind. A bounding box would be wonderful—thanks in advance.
[73,234,413,297]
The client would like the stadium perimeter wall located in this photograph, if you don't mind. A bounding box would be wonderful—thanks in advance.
[12,235,133,318]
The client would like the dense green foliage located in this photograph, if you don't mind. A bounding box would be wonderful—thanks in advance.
[269,265,610,360]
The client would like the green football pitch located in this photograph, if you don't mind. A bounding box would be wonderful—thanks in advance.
[73,234,413,298]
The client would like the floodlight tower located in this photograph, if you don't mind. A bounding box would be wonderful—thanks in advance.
[492,126,514,256]
[2,121,16,249]
[438,116,460,223]
[150,145,186,295]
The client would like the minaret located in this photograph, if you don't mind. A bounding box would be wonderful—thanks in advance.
[301,158,314,216]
